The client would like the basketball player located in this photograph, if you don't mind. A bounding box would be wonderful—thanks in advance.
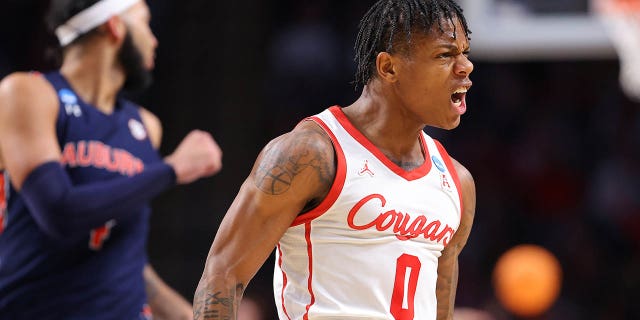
[0,0,222,319]
[194,0,475,319]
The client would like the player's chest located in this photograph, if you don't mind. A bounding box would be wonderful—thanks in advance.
[328,170,461,246]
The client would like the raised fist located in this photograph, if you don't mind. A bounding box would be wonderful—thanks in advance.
[164,130,222,185]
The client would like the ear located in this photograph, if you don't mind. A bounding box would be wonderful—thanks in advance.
[375,52,398,83]
[103,15,127,43]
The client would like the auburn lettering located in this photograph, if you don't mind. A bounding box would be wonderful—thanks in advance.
[347,193,456,245]
[61,141,144,176]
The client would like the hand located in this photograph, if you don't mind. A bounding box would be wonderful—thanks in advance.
[164,130,222,185]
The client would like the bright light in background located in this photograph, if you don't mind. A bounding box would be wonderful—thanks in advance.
[457,0,617,61]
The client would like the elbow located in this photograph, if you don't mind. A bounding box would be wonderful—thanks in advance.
[29,208,84,243]
[199,263,246,295]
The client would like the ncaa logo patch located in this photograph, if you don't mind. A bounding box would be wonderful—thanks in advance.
[128,119,147,141]
[59,89,82,117]
[431,155,446,172]
[59,89,77,105]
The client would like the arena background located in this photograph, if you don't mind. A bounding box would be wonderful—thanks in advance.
[0,0,638,319]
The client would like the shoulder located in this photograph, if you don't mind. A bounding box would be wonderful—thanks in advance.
[0,72,57,106]
[252,120,335,197]
[0,72,58,119]
[264,120,334,156]
[450,157,476,214]
[451,158,474,189]
[137,107,162,149]
[431,138,474,191]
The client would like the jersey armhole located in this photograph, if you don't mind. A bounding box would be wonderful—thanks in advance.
[290,116,347,226]
[432,138,464,223]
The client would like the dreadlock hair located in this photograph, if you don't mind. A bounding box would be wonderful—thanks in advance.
[354,0,471,88]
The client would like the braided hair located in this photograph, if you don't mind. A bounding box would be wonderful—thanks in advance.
[354,0,471,87]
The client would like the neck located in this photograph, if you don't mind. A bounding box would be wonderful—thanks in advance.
[342,81,426,161]
[60,43,126,114]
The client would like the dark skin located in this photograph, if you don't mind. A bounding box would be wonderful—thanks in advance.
[194,18,475,320]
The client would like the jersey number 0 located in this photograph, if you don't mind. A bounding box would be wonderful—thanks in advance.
[390,254,422,320]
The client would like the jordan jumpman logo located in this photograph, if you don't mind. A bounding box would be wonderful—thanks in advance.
[358,160,374,177]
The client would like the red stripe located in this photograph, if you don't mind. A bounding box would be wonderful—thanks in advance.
[0,171,7,234]
[290,115,347,226]
[328,106,432,181]
[277,244,292,320]
[303,222,315,319]
[433,139,463,223]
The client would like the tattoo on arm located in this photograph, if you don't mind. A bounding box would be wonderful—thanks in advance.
[254,129,333,195]
[194,282,244,320]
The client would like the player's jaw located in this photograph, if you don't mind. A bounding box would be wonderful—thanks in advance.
[118,31,153,92]
[422,80,472,130]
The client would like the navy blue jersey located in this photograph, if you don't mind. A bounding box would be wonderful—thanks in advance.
[0,71,161,319]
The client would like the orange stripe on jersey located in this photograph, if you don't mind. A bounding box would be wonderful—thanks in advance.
[0,171,8,234]
[277,244,292,320]
[303,222,315,320]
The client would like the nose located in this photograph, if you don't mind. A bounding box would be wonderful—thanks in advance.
[455,54,473,76]
[151,32,158,49]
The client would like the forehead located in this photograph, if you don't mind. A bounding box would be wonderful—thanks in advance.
[415,18,469,49]
[124,1,151,20]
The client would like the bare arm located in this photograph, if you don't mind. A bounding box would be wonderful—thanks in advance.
[0,72,221,240]
[193,121,335,319]
[0,72,62,189]
[436,158,476,320]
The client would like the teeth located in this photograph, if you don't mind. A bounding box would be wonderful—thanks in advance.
[453,87,468,94]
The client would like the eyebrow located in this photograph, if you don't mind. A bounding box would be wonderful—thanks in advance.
[434,43,470,51]
[435,43,456,49]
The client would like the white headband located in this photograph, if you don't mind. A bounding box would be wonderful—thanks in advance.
[55,0,141,46]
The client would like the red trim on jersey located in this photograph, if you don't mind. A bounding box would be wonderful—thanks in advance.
[433,139,464,223]
[277,244,292,320]
[303,222,316,320]
[290,116,347,226]
[328,106,432,181]
[0,171,7,235]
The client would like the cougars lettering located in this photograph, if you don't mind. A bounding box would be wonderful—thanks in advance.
[60,141,144,176]
[347,193,456,245]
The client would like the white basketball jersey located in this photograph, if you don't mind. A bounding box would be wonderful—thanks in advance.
[273,106,463,320]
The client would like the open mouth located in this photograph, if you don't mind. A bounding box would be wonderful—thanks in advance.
[451,88,467,104]
[450,87,468,115]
